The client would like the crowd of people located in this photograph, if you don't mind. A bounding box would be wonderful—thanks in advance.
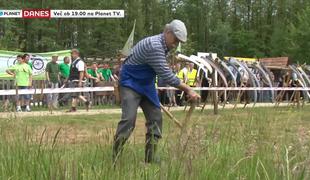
[5,50,208,113]
[4,50,306,112]
[5,49,118,112]
[158,62,201,106]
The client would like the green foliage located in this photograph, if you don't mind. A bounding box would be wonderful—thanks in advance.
[0,0,309,61]
[289,7,310,63]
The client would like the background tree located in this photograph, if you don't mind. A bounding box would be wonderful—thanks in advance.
[0,0,309,63]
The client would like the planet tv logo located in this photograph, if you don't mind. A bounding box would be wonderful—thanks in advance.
[0,10,22,18]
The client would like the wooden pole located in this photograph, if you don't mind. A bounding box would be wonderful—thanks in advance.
[183,102,195,127]
[275,73,291,107]
[160,103,182,128]
[15,81,19,111]
[213,70,218,115]
[289,91,296,106]
[113,81,120,106]
[40,80,45,108]
[296,90,300,109]
[201,100,207,112]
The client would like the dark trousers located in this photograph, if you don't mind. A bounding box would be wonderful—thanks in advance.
[113,86,162,163]
[201,78,209,102]
[58,77,70,105]
[158,90,169,105]
[241,91,250,103]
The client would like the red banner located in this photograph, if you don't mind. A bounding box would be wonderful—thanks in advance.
[22,9,51,19]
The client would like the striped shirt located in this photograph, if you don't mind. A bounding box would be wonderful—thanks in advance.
[124,34,181,87]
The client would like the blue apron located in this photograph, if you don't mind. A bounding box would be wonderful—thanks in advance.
[120,64,160,108]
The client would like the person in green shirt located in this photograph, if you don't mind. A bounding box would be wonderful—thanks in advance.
[58,56,71,106]
[59,56,70,79]
[87,62,100,83]
[98,63,115,82]
[45,55,60,109]
[6,54,33,112]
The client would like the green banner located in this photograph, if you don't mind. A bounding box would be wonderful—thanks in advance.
[0,50,71,80]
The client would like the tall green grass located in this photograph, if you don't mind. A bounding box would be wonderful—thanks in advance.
[0,106,309,179]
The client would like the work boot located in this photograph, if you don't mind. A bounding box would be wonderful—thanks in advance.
[145,137,160,164]
[112,136,127,165]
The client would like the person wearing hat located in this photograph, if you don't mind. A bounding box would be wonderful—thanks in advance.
[113,19,200,164]
[45,54,60,109]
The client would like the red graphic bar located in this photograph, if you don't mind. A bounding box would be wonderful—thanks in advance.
[22,9,51,19]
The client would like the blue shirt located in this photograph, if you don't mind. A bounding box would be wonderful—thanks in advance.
[124,34,181,87]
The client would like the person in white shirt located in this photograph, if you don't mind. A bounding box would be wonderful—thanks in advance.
[66,49,90,112]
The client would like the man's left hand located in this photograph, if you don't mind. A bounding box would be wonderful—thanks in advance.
[187,89,201,102]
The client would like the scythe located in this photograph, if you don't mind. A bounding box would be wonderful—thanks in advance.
[230,58,258,107]
[253,62,275,102]
[177,54,214,111]
[289,65,310,99]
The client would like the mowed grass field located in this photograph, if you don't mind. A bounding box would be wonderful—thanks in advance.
[0,106,309,180]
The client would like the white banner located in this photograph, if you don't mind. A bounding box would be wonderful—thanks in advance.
[0,50,71,76]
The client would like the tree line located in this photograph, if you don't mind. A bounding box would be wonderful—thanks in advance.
[0,0,310,63]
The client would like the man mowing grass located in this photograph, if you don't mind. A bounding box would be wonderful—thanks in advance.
[113,19,200,164]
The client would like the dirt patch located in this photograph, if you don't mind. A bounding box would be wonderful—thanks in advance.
[0,103,286,119]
